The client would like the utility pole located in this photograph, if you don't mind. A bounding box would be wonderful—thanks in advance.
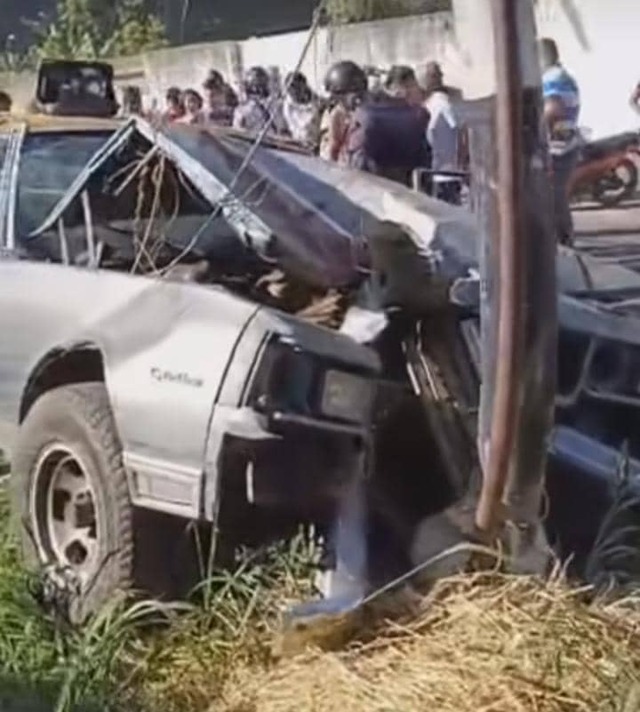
[455,0,557,566]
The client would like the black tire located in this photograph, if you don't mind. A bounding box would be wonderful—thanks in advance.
[592,158,638,208]
[11,383,133,624]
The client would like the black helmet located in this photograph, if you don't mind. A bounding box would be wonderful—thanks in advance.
[244,66,270,98]
[324,60,367,97]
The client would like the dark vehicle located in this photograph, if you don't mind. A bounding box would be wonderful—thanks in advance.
[34,59,119,118]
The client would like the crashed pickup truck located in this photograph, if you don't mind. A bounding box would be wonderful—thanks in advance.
[1,107,639,619]
[0,115,384,621]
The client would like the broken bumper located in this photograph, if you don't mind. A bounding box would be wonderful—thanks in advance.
[221,407,369,512]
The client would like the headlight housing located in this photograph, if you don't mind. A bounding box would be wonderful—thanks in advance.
[246,336,375,426]
[320,369,374,423]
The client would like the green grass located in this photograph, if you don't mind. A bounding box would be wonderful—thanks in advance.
[1,476,638,712]
[0,488,320,712]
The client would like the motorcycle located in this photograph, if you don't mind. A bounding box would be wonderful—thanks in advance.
[569,130,640,208]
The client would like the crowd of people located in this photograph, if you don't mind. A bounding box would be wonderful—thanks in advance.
[136,39,590,237]
[132,59,467,204]
[3,35,625,242]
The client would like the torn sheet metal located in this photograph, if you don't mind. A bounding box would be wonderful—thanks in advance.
[133,119,273,255]
[139,122,480,290]
[22,116,640,345]
[559,294,640,345]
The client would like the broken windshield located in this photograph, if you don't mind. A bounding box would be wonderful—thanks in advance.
[16,130,113,238]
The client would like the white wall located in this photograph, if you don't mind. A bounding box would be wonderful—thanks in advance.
[136,1,640,138]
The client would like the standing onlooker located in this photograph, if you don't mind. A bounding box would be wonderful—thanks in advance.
[202,70,238,126]
[283,72,320,147]
[177,89,205,125]
[345,65,431,186]
[540,37,581,246]
[120,85,143,117]
[320,60,367,164]
[164,87,185,122]
[423,61,463,204]
[385,65,425,107]
[233,66,287,135]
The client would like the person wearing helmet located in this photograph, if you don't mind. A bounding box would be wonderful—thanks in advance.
[233,66,287,135]
[343,64,431,186]
[203,70,238,126]
[319,60,368,163]
[283,71,320,147]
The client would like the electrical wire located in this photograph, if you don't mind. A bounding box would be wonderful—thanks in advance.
[131,154,166,274]
[158,0,329,276]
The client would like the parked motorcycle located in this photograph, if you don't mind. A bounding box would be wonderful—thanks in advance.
[569,130,640,207]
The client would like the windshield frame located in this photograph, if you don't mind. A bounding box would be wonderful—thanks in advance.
[14,127,117,244]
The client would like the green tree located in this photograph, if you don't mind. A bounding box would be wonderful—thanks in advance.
[35,0,167,60]
[325,0,451,24]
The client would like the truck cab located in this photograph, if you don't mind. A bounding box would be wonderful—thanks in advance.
[33,59,119,119]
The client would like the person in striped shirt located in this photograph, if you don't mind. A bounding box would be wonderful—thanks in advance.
[540,37,581,246]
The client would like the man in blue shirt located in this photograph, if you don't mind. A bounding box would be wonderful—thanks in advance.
[540,37,581,246]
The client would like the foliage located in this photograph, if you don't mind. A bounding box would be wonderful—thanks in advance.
[0,487,319,712]
[33,0,168,61]
[133,535,320,712]
[0,31,39,72]
[325,0,451,24]
[0,472,638,712]
[0,488,179,712]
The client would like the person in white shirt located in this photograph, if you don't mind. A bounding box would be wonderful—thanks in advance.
[423,62,463,205]
[283,72,320,148]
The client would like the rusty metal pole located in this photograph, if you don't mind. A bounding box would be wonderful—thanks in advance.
[474,0,527,535]
[472,0,558,546]
[497,2,558,564]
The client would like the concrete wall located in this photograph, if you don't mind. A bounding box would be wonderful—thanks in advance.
[1,1,638,138]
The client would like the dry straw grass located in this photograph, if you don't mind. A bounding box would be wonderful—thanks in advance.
[216,573,640,712]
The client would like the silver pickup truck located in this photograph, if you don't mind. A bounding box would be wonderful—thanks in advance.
[0,113,381,621]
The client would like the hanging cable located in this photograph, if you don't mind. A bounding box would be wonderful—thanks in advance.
[159,0,329,275]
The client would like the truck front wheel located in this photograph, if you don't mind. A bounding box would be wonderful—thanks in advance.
[11,383,134,624]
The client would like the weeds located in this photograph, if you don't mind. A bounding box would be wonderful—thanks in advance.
[0,486,321,712]
[0,488,182,711]
[0,477,638,712]
[131,534,320,712]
